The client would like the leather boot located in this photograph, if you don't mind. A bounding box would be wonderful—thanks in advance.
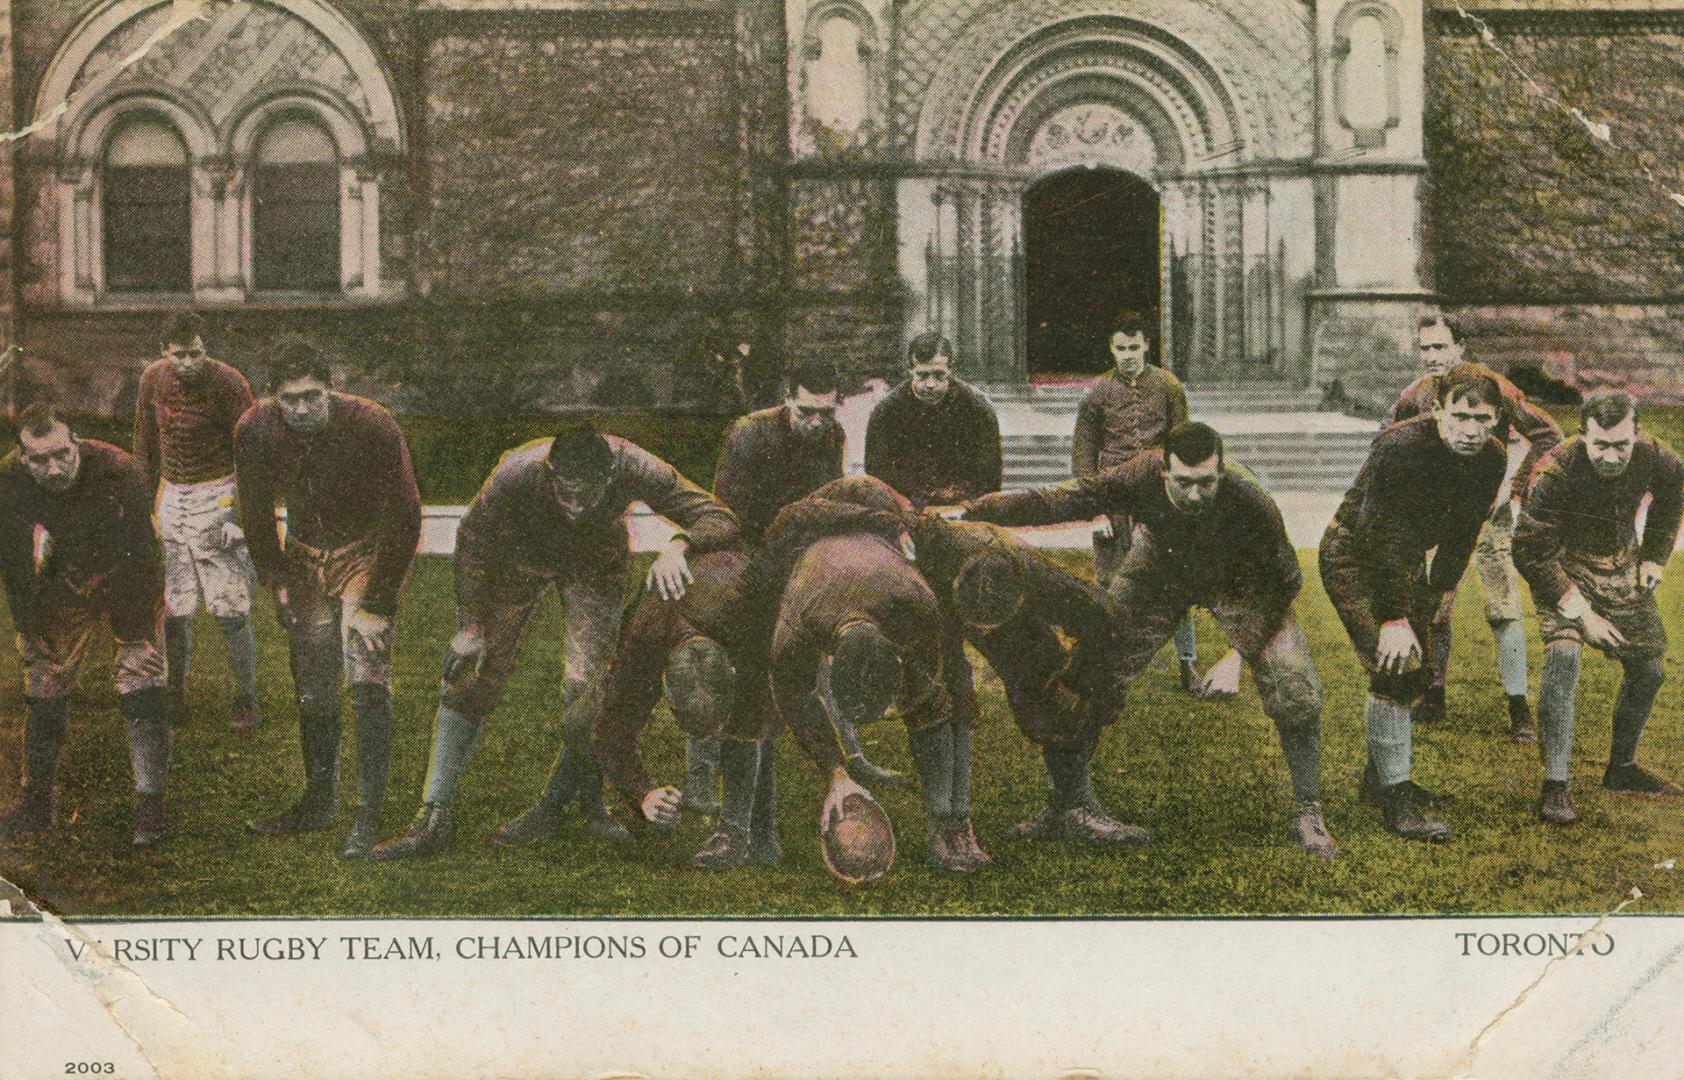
[371,804,454,861]
[1291,801,1338,858]
[132,792,170,846]
[1381,782,1453,842]
[1508,696,1537,744]
[1538,780,1577,826]
[0,788,53,838]
[1006,805,1060,840]
[340,806,382,860]
[1061,807,1151,847]
[691,825,751,870]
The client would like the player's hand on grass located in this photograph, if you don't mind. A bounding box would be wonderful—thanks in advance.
[640,786,682,829]
[443,626,488,685]
[1199,650,1242,699]
[1639,561,1664,592]
[1376,618,1422,675]
[1094,516,1115,541]
[346,606,390,653]
[647,540,694,602]
[822,768,874,832]
[1580,609,1627,651]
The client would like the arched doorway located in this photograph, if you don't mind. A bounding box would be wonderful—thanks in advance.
[1024,167,1160,377]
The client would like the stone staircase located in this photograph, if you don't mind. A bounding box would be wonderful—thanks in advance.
[987,380,1375,494]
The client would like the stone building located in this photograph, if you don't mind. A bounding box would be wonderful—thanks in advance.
[0,0,1679,415]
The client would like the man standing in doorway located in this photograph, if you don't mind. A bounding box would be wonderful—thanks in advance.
[1071,310,1206,695]
[134,311,260,735]
[0,403,173,845]
[1321,364,1507,842]
[1513,389,1682,825]
[236,339,422,859]
[864,333,1002,510]
[1384,315,1561,740]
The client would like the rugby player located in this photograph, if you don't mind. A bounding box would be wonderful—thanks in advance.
[864,333,1002,510]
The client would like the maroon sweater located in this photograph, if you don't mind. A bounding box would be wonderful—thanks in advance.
[1513,435,1684,608]
[0,440,163,640]
[1385,372,1561,494]
[134,358,256,488]
[713,405,843,544]
[234,394,422,618]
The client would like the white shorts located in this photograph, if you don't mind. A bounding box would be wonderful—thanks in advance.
[160,476,255,619]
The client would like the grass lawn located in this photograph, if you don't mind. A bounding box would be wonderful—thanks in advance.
[1,550,1680,920]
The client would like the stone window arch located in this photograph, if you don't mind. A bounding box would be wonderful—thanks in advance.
[798,0,884,151]
[101,113,191,293]
[1332,0,1403,149]
[28,0,405,308]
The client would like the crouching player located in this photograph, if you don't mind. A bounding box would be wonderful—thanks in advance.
[1319,364,1506,842]
[964,422,1337,858]
[0,404,173,845]
[1514,389,1683,824]
[592,548,782,869]
[374,427,738,860]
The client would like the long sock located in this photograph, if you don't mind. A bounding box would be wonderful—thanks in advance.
[121,688,172,796]
[1042,748,1096,812]
[23,697,70,793]
[1431,616,1453,689]
[1610,655,1665,766]
[350,683,393,814]
[1274,720,1323,804]
[1539,642,1581,782]
[685,736,720,802]
[217,614,259,708]
[1492,619,1528,699]
[533,747,583,811]
[1173,616,1198,664]
[577,762,610,817]
[751,736,780,848]
[164,616,192,693]
[421,705,483,807]
[950,723,974,819]
[300,707,343,803]
[1365,695,1413,788]
[907,723,954,820]
[719,740,759,834]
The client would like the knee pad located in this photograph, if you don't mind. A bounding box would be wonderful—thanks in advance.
[663,636,737,740]
[829,621,901,730]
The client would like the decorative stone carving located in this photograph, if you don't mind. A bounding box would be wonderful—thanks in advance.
[1025,103,1157,176]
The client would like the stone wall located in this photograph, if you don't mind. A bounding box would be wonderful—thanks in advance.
[1446,303,1684,405]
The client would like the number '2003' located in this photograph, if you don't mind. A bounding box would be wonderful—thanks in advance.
[65,1065,114,1075]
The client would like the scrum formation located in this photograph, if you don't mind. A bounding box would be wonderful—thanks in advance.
[1,309,1678,883]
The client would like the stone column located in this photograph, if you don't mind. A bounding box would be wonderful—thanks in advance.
[1308,0,1432,411]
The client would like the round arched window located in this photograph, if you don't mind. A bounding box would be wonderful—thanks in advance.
[253,116,340,291]
[102,117,190,292]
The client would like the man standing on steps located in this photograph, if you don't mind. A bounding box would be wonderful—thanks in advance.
[134,311,260,736]
[865,332,1002,510]
[1071,309,1210,697]
[373,426,739,861]
[0,403,174,846]
[1383,315,1562,740]
[236,340,422,860]
[964,422,1338,859]
[1321,364,1507,843]
[1513,389,1682,826]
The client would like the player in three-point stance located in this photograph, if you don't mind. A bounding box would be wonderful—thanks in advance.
[1513,388,1683,825]
[0,403,174,845]
[373,426,738,860]
[1320,364,1507,843]
[235,339,422,859]
[134,311,261,735]
[964,422,1338,858]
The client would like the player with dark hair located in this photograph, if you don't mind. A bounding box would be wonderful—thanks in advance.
[589,548,783,869]
[0,403,174,845]
[1513,389,1683,824]
[781,475,1147,850]
[1071,310,1209,695]
[235,339,422,859]
[373,427,739,860]
[134,310,261,735]
[1321,363,1507,842]
[765,525,972,873]
[864,333,1002,510]
[1384,315,1562,738]
[964,421,1336,857]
